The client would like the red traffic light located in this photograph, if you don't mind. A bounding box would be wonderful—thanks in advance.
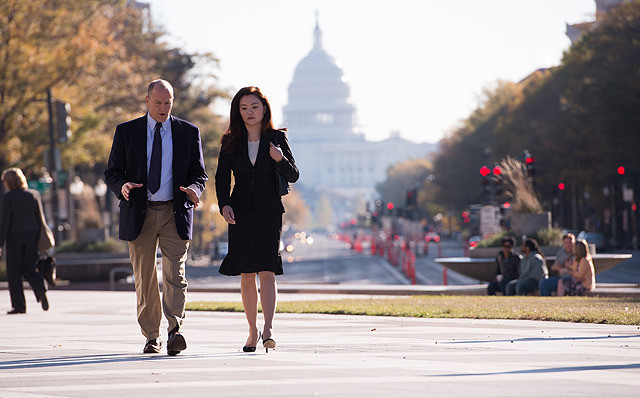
[492,166,501,176]
[618,166,625,175]
[387,202,394,210]
[479,166,491,177]
[503,202,511,209]
[525,156,536,164]
[558,183,565,190]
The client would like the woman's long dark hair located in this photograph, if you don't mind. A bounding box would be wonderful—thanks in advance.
[523,238,544,259]
[221,86,276,154]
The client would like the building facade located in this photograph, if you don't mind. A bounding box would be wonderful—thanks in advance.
[283,18,434,214]
[566,0,628,44]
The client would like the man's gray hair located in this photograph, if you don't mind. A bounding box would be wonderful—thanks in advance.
[147,79,174,97]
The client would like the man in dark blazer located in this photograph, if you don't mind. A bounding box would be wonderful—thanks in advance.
[105,79,207,355]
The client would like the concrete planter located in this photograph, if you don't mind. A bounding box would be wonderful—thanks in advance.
[470,245,560,258]
[469,247,499,259]
[54,252,131,282]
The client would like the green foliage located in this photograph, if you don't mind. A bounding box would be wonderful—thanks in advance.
[187,296,640,325]
[376,157,435,215]
[476,228,563,247]
[0,260,6,282]
[530,228,564,247]
[56,237,127,253]
[0,0,226,173]
[431,2,640,214]
[477,231,517,248]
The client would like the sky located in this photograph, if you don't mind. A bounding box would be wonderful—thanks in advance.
[145,0,596,144]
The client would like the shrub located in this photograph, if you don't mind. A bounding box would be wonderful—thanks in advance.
[55,237,127,253]
[0,260,6,282]
[477,232,518,248]
[529,228,563,247]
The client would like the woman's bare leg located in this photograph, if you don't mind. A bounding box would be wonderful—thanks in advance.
[240,273,259,346]
[557,278,566,296]
[258,271,277,341]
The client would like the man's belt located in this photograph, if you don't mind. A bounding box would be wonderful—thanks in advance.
[147,200,173,206]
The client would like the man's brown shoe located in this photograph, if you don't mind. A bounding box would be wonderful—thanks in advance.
[143,339,162,354]
[167,329,186,356]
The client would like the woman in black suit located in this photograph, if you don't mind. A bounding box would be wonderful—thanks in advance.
[0,168,49,314]
[215,87,299,352]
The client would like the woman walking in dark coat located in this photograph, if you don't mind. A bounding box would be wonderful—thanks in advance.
[215,87,299,352]
[0,168,49,314]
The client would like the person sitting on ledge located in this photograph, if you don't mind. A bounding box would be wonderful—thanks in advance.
[539,233,575,296]
[487,236,520,296]
[558,239,596,296]
[505,238,548,296]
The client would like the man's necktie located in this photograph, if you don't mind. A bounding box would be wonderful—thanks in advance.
[148,122,162,194]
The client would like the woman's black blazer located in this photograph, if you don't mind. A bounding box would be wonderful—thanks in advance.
[215,129,299,215]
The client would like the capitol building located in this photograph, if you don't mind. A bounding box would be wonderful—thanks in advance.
[283,19,434,218]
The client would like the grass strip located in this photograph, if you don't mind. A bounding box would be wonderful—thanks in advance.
[187,295,640,325]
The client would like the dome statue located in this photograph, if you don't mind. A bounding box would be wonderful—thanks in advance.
[283,13,361,143]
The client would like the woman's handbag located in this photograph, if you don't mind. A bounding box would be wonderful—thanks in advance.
[273,134,290,196]
[36,253,56,286]
[37,206,55,253]
[38,222,55,253]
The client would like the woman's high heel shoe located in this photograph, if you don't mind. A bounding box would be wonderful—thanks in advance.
[243,332,260,353]
[262,334,276,353]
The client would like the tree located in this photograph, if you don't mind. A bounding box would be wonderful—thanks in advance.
[283,190,311,231]
[431,1,640,233]
[376,157,434,212]
[0,0,157,170]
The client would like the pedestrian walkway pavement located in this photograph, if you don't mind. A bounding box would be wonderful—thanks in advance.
[1,289,639,397]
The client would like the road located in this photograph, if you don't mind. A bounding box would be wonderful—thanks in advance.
[188,235,408,287]
[187,235,481,287]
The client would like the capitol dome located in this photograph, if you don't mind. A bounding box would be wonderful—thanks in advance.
[283,16,359,143]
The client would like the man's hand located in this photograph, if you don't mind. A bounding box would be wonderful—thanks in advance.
[180,186,200,207]
[121,182,143,201]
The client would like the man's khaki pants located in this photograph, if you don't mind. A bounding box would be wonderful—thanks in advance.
[128,203,189,340]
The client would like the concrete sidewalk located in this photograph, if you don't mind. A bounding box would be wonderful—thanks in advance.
[1,289,639,397]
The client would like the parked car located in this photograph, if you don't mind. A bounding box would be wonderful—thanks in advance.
[562,229,581,238]
[424,232,440,243]
[468,235,482,248]
[577,231,607,252]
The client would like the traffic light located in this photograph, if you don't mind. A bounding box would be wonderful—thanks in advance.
[461,211,470,224]
[493,166,503,195]
[618,166,625,175]
[386,202,394,215]
[405,188,417,207]
[479,166,491,195]
[56,101,72,142]
[523,150,535,178]
[481,176,490,194]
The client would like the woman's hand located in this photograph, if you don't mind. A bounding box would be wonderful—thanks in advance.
[269,142,283,162]
[222,205,235,225]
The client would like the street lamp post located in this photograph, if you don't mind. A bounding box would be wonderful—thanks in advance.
[94,179,109,241]
[46,89,61,243]
[69,176,84,241]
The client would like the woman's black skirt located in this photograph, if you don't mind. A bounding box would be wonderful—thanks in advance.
[218,207,283,276]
